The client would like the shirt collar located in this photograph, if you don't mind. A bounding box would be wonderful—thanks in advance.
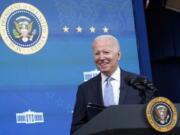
[101,66,120,83]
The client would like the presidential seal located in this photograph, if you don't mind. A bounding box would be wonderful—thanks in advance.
[0,3,48,55]
[146,97,177,132]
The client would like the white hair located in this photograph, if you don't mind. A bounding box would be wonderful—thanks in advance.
[92,35,121,53]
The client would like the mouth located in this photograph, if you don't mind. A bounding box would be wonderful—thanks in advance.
[98,61,109,68]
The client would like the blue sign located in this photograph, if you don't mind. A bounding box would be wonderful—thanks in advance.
[0,0,141,134]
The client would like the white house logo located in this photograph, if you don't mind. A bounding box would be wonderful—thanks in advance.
[83,69,100,82]
[0,3,48,55]
[16,110,44,124]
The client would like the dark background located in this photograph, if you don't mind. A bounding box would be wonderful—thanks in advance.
[145,0,180,103]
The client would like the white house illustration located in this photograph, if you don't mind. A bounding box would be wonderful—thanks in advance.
[83,69,100,82]
[16,110,44,124]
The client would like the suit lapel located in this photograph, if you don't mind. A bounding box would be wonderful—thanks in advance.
[93,74,104,106]
[119,70,128,104]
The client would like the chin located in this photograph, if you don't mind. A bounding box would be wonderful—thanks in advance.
[99,68,109,73]
[101,70,110,75]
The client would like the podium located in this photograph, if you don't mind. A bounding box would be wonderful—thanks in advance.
[73,104,180,135]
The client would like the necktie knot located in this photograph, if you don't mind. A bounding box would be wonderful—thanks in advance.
[105,77,113,87]
[106,77,112,81]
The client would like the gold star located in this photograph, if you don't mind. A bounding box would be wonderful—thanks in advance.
[63,26,69,32]
[89,26,95,33]
[103,26,109,33]
[76,26,82,32]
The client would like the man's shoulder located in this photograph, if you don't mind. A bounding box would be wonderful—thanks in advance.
[79,74,100,88]
[122,69,146,78]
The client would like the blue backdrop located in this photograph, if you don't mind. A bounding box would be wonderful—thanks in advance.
[0,0,143,134]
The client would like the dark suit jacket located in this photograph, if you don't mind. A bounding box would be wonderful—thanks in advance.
[70,69,155,134]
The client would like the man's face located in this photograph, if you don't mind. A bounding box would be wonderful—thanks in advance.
[93,38,120,76]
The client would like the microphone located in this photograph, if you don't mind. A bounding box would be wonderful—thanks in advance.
[127,76,147,91]
[126,76,158,103]
[126,76,159,99]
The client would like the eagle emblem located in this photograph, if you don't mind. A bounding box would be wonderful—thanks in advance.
[154,105,170,125]
[13,16,37,42]
[146,97,177,132]
[0,3,48,55]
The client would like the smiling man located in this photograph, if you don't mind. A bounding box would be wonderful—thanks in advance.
[70,35,156,134]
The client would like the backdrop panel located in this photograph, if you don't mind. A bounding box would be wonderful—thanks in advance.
[0,0,143,135]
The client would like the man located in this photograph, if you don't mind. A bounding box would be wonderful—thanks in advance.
[70,35,155,134]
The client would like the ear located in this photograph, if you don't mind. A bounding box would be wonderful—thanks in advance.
[117,50,121,61]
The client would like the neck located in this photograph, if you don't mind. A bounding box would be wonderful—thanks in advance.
[103,66,118,77]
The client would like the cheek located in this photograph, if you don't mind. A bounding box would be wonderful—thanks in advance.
[94,57,98,63]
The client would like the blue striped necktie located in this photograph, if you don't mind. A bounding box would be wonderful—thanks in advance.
[104,77,114,106]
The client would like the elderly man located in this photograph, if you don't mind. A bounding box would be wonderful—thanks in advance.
[70,35,155,134]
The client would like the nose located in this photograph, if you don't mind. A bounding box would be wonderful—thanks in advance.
[99,52,105,60]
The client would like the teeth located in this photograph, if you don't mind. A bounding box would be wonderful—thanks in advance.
[100,63,107,66]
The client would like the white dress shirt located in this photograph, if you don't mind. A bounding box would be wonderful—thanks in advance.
[101,67,121,105]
